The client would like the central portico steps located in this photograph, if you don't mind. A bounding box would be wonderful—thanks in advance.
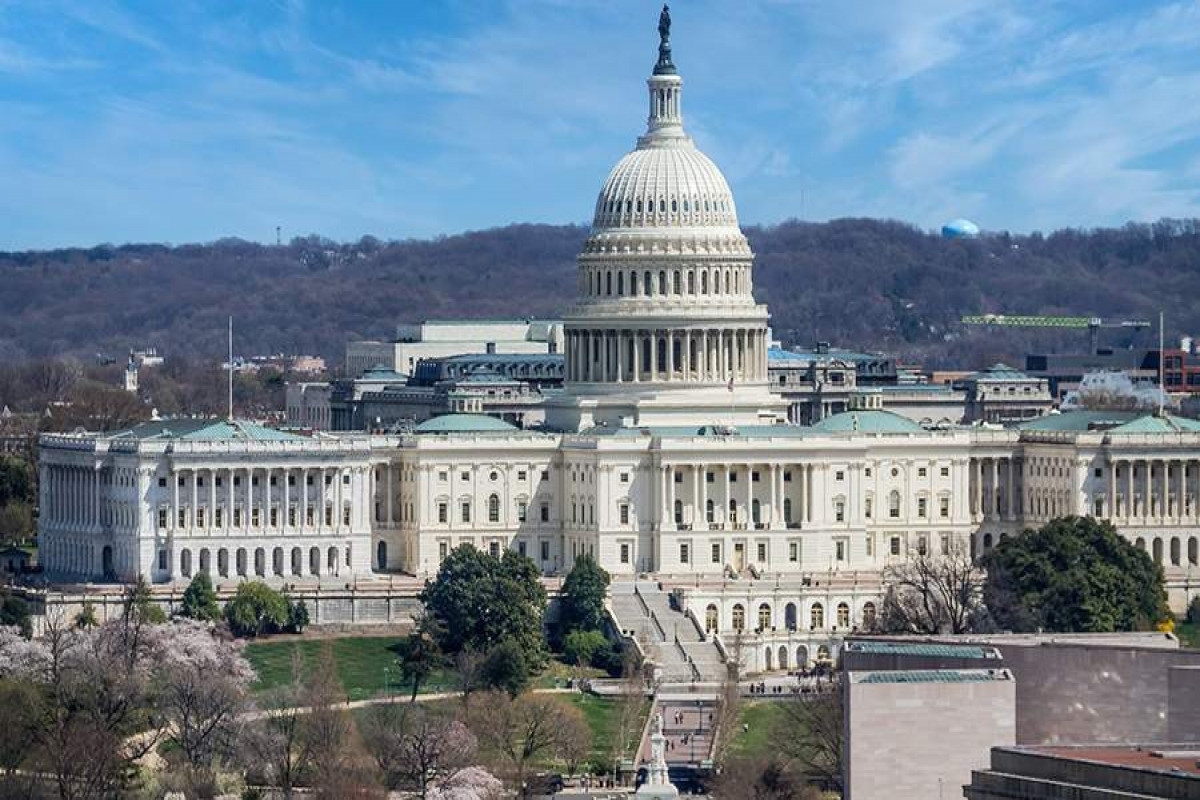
[609,580,725,682]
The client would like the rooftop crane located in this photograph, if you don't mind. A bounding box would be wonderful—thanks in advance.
[960,314,1153,354]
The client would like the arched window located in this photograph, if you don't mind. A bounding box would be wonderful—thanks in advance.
[785,603,797,630]
[715,270,722,293]
[705,604,719,632]
[217,548,229,578]
[701,271,708,294]
[659,198,666,213]
[617,272,624,295]
[671,198,677,212]
[291,547,302,576]
[757,603,772,631]
[983,533,993,550]
[632,272,639,295]
[836,602,850,628]
[309,547,320,576]
[644,271,652,295]
[810,602,824,629]
[180,549,192,577]
[1153,538,1164,564]
[862,602,877,629]
[732,604,745,632]
[687,271,695,294]
[673,270,681,294]
[764,647,773,671]
[889,490,901,518]
[674,499,683,525]
[752,499,761,524]
[488,494,500,523]
[705,499,714,523]
[784,497,792,523]
[1170,536,1181,566]
[1190,536,1199,566]
[606,271,612,296]
[273,547,284,575]
[728,498,738,523]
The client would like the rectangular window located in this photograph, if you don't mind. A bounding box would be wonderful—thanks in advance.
[865,498,873,518]
[324,506,332,526]
[940,497,950,517]
[706,471,715,483]
[489,541,500,558]
[541,470,549,481]
[540,540,550,561]
[461,502,471,523]
[752,471,760,482]
[342,474,350,485]
[234,476,241,486]
[439,471,448,482]
[343,506,351,525]
[918,467,927,478]
[287,506,296,526]
[439,541,448,560]
[940,535,950,556]
[540,504,549,522]
[178,508,187,527]
[460,471,470,482]
[619,504,630,525]
[680,543,690,564]
[517,502,528,522]
[674,471,683,483]
[835,501,845,522]
[865,467,872,477]
[158,550,167,571]
[890,537,901,556]
[252,508,261,527]
[917,536,928,556]
[287,474,295,486]
[234,508,243,526]
[730,473,738,483]
[269,475,276,486]
[918,497,927,518]
[269,508,278,527]
[757,542,767,562]
[517,540,526,557]
[518,470,528,481]
[711,542,721,563]
[940,466,950,477]
[788,541,799,562]
[158,477,167,488]
[306,474,313,485]
[306,506,314,525]
[835,471,844,481]
[215,508,224,527]
[620,543,630,564]
[620,472,630,483]
[836,540,846,561]
[197,477,204,488]
[866,534,874,556]
[158,509,168,530]
[438,502,448,523]
[784,470,792,482]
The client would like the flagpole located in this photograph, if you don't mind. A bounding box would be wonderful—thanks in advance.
[228,316,234,421]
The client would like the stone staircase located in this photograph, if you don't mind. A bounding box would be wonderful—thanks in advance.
[609,580,725,683]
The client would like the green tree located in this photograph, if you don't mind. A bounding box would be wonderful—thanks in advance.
[124,575,167,624]
[0,456,34,508]
[482,638,530,697]
[287,599,310,634]
[983,516,1169,633]
[559,554,609,634]
[224,581,289,638]
[0,594,31,637]
[74,600,98,629]
[562,629,608,668]
[0,501,33,547]
[419,545,547,667]
[398,621,446,701]
[180,572,221,622]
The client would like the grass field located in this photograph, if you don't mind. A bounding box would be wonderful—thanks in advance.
[729,701,789,756]
[243,635,601,701]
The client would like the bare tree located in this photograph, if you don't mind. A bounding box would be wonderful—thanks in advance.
[611,649,645,783]
[305,644,355,793]
[878,541,985,635]
[454,645,486,712]
[158,621,254,772]
[472,691,568,796]
[776,685,843,793]
[712,631,745,764]
[363,702,477,798]
[555,702,592,777]
[240,651,317,799]
[711,757,820,800]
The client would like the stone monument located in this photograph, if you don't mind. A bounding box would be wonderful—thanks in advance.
[635,712,680,799]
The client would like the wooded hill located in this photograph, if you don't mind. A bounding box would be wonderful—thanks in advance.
[3,218,1198,370]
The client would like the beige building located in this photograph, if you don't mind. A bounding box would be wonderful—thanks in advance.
[345,319,563,378]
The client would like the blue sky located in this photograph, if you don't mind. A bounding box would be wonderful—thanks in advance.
[4,0,1200,249]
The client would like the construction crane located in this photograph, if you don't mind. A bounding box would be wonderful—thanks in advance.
[960,314,1153,354]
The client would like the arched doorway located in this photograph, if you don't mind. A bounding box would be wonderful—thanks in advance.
[254,548,265,577]
[778,645,789,671]
[309,547,320,576]
[796,645,809,668]
[764,646,773,672]
[101,545,114,578]
[180,549,192,577]
[272,547,284,576]
[290,547,302,576]
[199,548,211,575]
[732,604,745,632]
[705,604,719,633]
[785,602,797,631]
[757,603,772,632]
[377,541,388,570]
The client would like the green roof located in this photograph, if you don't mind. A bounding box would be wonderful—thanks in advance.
[413,414,518,434]
[113,419,301,441]
[845,641,999,660]
[969,362,1034,381]
[810,410,923,434]
[1020,410,1200,434]
[857,669,1009,684]
[592,424,810,439]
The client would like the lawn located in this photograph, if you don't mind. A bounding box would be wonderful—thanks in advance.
[729,700,789,756]
[562,692,648,768]
[243,635,605,702]
[244,635,458,701]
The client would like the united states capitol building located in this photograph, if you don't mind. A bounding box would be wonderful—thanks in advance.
[35,13,1200,670]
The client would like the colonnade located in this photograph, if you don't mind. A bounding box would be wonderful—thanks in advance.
[1107,457,1200,523]
[654,462,823,531]
[971,456,1020,521]
[582,263,751,299]
[165,464,371,536]
[41,463,102,532]
[565,327,767,384]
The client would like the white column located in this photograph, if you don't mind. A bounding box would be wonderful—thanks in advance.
[666,331,674,381]
[723,466,731,524]
[632,331,641,383]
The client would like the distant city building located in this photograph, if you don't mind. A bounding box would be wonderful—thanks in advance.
[344,319,563,378]
[965,744,1199,798]
[284,382,333,431]
[957,363,1054,425]
[131,348,164,368]
[123,353,139,394]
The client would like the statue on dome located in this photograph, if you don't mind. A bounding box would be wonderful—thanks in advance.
[658,4,671,45]
[654,4,675,75]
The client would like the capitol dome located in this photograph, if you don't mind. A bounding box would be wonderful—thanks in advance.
[592,146,739,230]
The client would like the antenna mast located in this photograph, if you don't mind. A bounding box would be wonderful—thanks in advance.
[228,316,234,421]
